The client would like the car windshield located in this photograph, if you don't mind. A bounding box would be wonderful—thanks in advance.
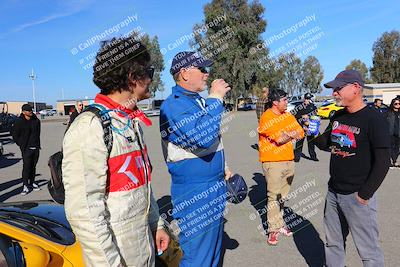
[321,102,333,107]
[0,211,75,246]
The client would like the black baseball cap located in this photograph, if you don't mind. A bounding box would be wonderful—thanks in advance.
[21,104,33,111]
[324,70,364,89]
[268,89,287,102]
[170,51,213,75]
[304,93,313,99]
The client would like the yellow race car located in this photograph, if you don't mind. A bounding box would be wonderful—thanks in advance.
[0,201,180,267]
[0,200,84,267]
[317,102,344,119]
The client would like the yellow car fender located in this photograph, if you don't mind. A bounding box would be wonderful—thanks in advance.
[19,242,50,267]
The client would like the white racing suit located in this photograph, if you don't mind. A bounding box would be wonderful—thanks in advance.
[62,94,163,267]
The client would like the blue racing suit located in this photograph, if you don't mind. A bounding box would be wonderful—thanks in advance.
[160,85,227,267]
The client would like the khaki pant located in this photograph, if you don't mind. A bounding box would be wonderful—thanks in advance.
[262,161,294,232]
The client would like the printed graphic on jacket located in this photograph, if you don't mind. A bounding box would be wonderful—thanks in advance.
[107,150,151,192]
[330,121,360,158]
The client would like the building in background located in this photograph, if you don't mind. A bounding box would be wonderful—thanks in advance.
[364,83,400,104]
[4,101,46,115]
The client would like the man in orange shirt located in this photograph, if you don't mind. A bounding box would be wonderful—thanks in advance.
[258,89,304,245]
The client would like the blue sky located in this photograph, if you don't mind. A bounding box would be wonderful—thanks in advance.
[0,0,399,106]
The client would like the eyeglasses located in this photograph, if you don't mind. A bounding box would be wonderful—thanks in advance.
[333,84,350,92]
[394,102,400,106]
[146,67,155,80]
[197,66,209,74]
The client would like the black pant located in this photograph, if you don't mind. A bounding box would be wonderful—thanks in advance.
[391,135,400,165]
[22,148,39,186]
[294,135,317,161]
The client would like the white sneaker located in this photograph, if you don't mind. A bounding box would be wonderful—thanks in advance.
[32,182,41,191]
[21,185,30,195]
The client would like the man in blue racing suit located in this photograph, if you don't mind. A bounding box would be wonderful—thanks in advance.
[160,51,232,267]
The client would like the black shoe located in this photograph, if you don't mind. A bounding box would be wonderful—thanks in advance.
[294,159,300,162]
[310,157,319,162]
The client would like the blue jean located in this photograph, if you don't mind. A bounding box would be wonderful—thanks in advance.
[324,190,384,267]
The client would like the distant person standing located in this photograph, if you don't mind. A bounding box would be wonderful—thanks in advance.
[11,104,41,195]
[256,87,269,121]
[315,70,390,266]
[294,93,319,162]
[67,101,84,128]
[373,98,385,115]
[387,97,400,169]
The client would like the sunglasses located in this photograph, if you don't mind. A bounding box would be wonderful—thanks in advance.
[197,66,209,74]
[146,67,155,80]
[394,102,400,106]
[333,84,348,92]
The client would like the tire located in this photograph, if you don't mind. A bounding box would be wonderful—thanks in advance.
[329,111,336,118]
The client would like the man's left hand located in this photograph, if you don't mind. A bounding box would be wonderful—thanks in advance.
[153,229,170,254]
[356,193,369,205]
[225,169,233,180]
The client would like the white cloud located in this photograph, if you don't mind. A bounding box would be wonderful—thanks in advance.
[12,0,94,32]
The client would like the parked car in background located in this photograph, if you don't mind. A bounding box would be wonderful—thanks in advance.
[143,109,160,117]
[0,113,17,133]
[287,95,303,102]
[39,109,57,116]
[223,102,234,112]
[238,103,256,111]
[287,100,304,113]
[317,102,344,119]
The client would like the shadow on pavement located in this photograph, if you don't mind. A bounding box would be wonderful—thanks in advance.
[0,137,14,145]
[250,144,259,151]
[284,207,325,267]
[0,178,48,202]
[218,227,239,267]
[248,172,267,233]
[0,154,20,169]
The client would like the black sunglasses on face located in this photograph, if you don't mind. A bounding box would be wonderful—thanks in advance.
[146,67,155,80]
[197,66,209,74]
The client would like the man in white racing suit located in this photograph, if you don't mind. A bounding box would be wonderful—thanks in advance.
[62,36,169,267]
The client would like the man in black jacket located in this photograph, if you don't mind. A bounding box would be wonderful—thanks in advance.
[294,93,318,162]
[11,104,41,195]
[315,70,390,266]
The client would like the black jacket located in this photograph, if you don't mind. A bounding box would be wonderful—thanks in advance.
[293,102,317,125]
[387,111,400,137]
[11,113,41,151]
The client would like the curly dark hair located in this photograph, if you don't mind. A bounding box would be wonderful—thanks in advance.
[93,35,151,95]
[389,96,400,112]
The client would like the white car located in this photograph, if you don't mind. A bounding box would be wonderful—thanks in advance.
[287,100,303,113]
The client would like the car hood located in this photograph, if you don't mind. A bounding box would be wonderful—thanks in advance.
[0,200,71,229]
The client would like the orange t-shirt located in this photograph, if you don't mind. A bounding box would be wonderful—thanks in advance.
[258,109,304,162]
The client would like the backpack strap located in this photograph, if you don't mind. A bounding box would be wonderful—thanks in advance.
[83,105,113,155]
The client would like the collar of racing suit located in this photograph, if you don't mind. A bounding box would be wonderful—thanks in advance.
[173,84,201,98]
[94,93,152,126]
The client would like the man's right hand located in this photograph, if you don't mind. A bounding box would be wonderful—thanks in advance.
[210,79,231,99]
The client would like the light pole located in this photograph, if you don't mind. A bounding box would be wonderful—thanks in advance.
[29,69,37,113]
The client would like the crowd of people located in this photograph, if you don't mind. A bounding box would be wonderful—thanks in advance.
[8,33,400,267]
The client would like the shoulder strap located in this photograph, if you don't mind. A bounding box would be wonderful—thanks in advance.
[84,105,113,155]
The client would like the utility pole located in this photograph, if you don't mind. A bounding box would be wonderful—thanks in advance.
[29,69,37,113]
